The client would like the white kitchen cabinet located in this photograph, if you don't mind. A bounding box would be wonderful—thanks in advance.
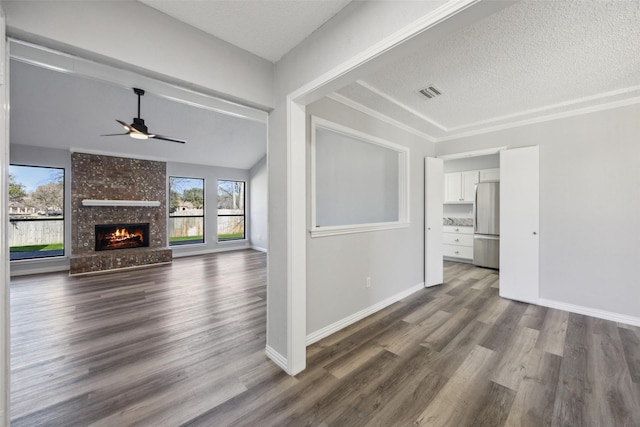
[480,168,500,182]
[443,225,474,261]
[444,171,479,203]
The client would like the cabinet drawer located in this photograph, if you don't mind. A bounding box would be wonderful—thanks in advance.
[443,233,473,246]
[442,225,473,234]
[443,244,473,259]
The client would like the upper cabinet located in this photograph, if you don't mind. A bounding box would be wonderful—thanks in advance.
[480,168,500,182]
[444,168,499,204]
[444,170,479,203]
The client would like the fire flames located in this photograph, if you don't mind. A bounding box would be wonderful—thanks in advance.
[108,227,144,243]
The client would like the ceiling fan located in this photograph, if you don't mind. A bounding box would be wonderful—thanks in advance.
[102,88,187,144]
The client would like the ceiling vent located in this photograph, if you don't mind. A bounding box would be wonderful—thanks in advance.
[418,84,442,99]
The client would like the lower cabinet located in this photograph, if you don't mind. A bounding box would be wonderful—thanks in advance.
[443,225,473,261]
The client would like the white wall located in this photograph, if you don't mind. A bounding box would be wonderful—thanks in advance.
[9,145,71,275]
[305,97,434,335]
[167,162,251,257]
[249,156,268,252]
[437,104,640,319]
[3,0,274,110]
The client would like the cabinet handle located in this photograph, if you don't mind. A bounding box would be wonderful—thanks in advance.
[455,251,459,254]
[455,239,459,242]
[455,228,459,231]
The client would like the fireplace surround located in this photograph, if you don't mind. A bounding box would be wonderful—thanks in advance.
[70,152,172,275]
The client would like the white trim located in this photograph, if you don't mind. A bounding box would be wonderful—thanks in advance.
[0,10,10,424]
[310,116,410,235]
[326,93,436,143]
[9,39,269,123]
[437,96,640,142]
[438,147,507,160]
[171,244,251,258]
[286,99,307,375]
[445,85,640,134]
[10,264,69,277]
[251,245,268,253]
[538,298,640,328]
[288,0,483,101]
[265,345,289,374]
[306,282,425,345]
[355,80,448,131]
[310,222,410,238]
[82,199,160,207]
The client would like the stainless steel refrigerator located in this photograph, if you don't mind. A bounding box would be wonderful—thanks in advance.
[473,181,500,269]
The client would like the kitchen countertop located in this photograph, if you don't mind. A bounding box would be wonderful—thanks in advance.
[443,217,473,227]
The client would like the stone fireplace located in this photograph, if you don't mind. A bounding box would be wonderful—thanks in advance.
[70,152,172,275]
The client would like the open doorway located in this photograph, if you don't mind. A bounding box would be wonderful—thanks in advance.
[442,153,501,271]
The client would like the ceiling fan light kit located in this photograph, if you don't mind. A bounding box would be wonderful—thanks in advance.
[102,88,187,144]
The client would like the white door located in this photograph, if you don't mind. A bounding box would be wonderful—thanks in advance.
[0,8,10,424]
[425,157,443,287]
[500,146,539,303]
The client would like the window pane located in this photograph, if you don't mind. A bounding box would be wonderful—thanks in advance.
[218,180,245,240]
[9,165,65,260]
[217,216,245,240]
[169,217,204,245]
[169,176,205,246]
[169,177,204,217]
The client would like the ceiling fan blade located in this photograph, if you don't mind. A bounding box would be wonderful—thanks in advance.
[101,132,130,136]
[151,134,187,144]
[115,119,131,131]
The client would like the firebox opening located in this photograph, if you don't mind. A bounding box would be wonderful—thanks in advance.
[95,223,150,251]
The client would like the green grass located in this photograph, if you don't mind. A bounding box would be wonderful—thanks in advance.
[169,235,204,243]
[218,233,245,240]
[10,243,64,252]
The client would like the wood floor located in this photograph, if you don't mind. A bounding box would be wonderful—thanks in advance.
[10,251,640,426]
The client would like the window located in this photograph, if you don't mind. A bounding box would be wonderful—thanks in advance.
[217,180,245,241]
[169,177,204,245]
[311,116,409,237]
[9,165,65,261]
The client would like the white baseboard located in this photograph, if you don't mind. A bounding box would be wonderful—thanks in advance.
[538,298,640,328]
[251,245,267,253]
[10,257,71,277]
[306,282,425,346]
[265,345,289,373]
[171,244,250,258]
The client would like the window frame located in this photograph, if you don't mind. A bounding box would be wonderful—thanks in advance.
[217,179,246,242]
[9,164,66,261]
[168,176,205,246]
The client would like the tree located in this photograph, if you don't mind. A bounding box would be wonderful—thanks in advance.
[30,181,63,213]
[182,188,204,209]
[9,174,27,203]
[169,190,182,213]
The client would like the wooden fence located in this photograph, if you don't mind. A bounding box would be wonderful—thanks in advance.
[9,219,64,246]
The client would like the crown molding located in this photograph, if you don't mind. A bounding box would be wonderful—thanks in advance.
[327,93,436,142]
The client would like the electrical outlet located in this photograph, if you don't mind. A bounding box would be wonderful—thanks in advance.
[366,277,371,288]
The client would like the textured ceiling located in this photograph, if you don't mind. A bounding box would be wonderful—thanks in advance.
[335,0,640,140]
[10,60,267,170]
[138,0,353,62]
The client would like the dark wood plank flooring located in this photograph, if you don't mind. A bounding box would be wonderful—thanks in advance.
[10,252,640,426]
